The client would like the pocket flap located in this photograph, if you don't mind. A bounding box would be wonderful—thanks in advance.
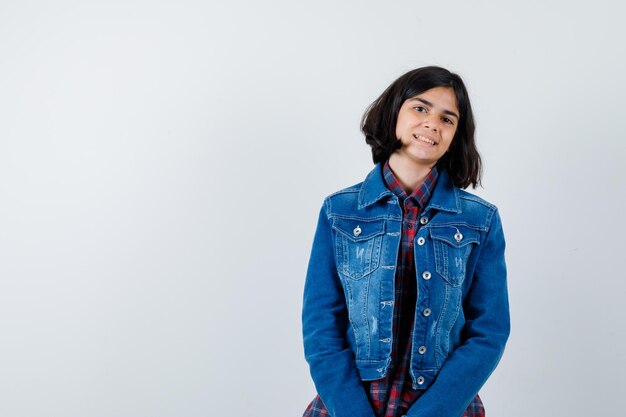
[429,226,480,248]
[333,218,386,242]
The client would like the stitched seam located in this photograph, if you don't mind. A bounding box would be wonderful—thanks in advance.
[326,187,360,199]
[424,222,487,231]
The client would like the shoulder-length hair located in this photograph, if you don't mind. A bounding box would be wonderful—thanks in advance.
[361,66,482,189]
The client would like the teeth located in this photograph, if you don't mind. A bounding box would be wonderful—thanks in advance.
[414,134,435,145]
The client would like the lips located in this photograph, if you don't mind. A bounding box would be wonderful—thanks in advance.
[413,134,436,145]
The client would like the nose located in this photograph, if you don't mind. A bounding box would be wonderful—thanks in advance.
[423,116,439,132]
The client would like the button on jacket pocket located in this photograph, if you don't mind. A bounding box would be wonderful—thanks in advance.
[332,218,385,280]
[430,226,480,286]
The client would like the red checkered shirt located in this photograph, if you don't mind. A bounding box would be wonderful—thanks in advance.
[303,161,485,417]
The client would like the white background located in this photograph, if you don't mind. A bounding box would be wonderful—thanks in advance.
[1,1,625,416]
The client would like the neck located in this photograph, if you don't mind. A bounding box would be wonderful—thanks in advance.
[388,154,433,194]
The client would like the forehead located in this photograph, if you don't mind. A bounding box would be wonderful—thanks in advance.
[407,86,458,109]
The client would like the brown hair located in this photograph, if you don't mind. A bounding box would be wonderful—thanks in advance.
[361,66,482,189]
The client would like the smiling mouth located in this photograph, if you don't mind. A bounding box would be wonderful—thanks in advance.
[413,134,436,145]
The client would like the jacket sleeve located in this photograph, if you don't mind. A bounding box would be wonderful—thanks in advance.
[406,209,511,417]
[302,200,376,417]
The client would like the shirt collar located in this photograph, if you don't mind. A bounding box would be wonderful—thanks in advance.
[358,162,461,213]
[382,160,439,209]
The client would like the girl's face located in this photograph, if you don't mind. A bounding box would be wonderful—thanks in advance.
[394,86,460,170]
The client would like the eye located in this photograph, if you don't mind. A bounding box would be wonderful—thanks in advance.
[442,117,454,125]
[413,106,427,113]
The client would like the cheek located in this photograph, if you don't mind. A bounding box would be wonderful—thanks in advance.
[443,130,457,151]
[394,117,404,139]
[395,112,413,139]
[447,127,458,142]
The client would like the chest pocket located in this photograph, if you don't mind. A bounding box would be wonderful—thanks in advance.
[332,218,385,280]
[430,226,480,286]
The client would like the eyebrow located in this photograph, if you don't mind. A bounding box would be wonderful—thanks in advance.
[410,97,460,120]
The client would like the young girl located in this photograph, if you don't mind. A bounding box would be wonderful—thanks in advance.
[302,66,510,417]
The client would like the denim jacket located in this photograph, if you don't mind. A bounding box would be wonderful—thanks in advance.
[302,163,510,417]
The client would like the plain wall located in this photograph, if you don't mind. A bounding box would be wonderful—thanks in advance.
[1,1,624,416]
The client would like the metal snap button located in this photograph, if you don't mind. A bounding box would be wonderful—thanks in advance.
[422,308,432,317]
[418,346,427,354]
[454,231,463,242]
[419,216,429,225]
[417,237,425,246]
[422,271,431,280]
[353,226,362,236]
[417,376,425,385]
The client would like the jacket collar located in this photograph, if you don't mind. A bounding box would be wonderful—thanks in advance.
[358,162,461,213]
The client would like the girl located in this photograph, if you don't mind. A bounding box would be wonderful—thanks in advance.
[302,66,510,417]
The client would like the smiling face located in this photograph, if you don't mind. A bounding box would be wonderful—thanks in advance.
[393,86,460,171]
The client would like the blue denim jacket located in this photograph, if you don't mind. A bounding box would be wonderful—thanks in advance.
[302,163,510,417]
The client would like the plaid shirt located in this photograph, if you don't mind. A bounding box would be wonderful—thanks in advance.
[303,161,485,417]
